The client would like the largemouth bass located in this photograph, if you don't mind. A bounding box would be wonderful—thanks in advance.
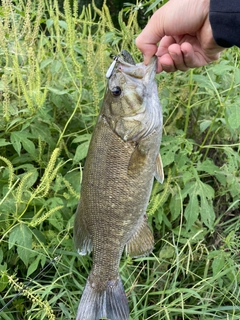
[74,51,164,320]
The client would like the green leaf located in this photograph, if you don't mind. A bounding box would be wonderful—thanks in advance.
[227,105,240,129]
[0,271,8,292]
[200,192,215,229]
[145,0,162,13]
[197,159,219,175]
[169,192,182,220]
[185,194,199,230]
[182,178,215,230]
[0,248,3,264]
[59,20,68,30]
[211,251,226,276]
[47,87,69,95]
[0,139,11,147]
[10,132,22,155]
[161,144,180,166]
[49,211,64,231]
[72,133,92,144]
[211,63,233,76]
[193,74,220,90]
[10,131,35,156]
[27,255,41,277]
[199,120,212,133]
[23,169,39,189]
[73,141,90,163]
[9,224,32,267]
[40,58,53,69]
[21,138,36,155]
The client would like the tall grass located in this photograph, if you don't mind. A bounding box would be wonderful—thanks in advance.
[0,1,239,319]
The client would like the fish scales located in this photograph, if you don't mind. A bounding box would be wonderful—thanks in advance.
[74,51,164,320]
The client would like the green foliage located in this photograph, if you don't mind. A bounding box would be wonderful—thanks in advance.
[0,0,239,319]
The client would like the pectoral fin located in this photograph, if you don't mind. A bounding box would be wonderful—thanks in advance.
[126,216,154,258]
[127,146,148,176]
[155,153,164,183]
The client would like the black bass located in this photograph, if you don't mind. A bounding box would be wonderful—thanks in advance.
[74,51,164,320]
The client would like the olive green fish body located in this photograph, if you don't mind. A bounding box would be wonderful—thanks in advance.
[74,53,164,320]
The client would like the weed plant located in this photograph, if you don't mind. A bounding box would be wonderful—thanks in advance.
[0,0,239,319]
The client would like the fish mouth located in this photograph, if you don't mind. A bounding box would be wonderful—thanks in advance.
[106,50,157,80]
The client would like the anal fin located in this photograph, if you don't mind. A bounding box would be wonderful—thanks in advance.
[126,216,154,258]
[74,203,93,256]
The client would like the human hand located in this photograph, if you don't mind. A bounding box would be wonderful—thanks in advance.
[136,0,225,72]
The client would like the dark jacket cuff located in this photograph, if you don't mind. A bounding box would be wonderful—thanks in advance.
[210,0,240,48]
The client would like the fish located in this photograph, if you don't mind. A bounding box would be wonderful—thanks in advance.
[74,50,164,320]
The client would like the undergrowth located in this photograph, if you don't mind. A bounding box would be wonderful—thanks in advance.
[0,0,239,319]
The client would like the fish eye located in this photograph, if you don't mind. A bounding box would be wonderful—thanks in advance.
[111,86,122,97]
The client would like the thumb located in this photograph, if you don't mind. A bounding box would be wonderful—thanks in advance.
[136,7,168,64]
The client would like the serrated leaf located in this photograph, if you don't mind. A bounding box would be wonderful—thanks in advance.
[211,63,233,76]
[199,181,215,200]
[200,194,215,229]
[193,74,220,90]
[185,194,199,230]
[9,224,32,267]
[234,68,240,84]
[169,193,182,220]
[197,159,219,175]
[49,211,63,231]
[227,105,240,129]
[161,144,180,166]
[182,178,215,230]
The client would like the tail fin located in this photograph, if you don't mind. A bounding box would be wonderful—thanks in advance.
[76,276,129,320]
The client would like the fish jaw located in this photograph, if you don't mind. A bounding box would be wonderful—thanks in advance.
[117,55,157,83]
[103,56,162,143]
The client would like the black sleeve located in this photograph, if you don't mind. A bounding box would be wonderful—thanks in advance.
[209,0,240,48]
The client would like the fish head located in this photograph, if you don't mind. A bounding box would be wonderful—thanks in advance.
[102,54,162,142]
